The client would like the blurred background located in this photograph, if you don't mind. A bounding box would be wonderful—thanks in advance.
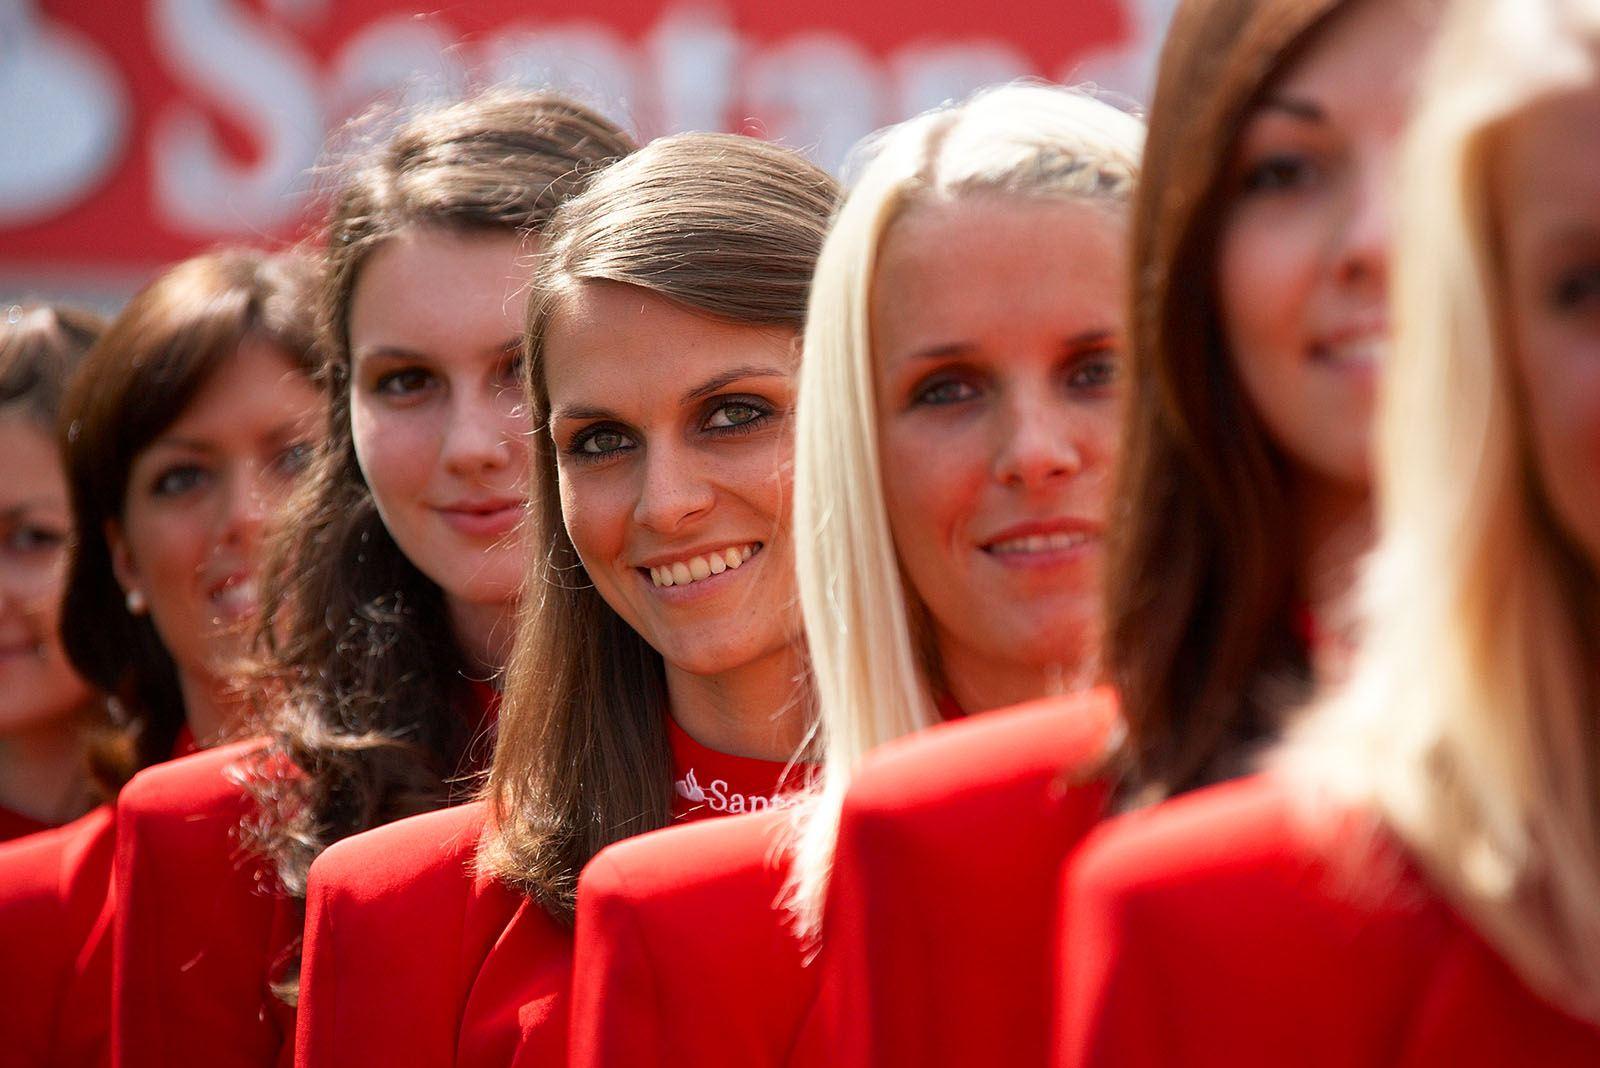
[0,0,1176,309]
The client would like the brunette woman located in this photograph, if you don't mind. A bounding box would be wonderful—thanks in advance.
[0,304,105,840]
[0,248,324,1067]
[107,91,635,1068]
[1059,0,1600,1062]
[809,0,1441,1064]
[292,130,838,1068]
[564,84,1141,1068]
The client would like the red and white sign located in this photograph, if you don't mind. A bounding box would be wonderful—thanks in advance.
[0,0,1174,278]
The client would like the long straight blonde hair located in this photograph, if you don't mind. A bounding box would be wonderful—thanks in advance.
[1280,0,1600,1022]
[786,84,1144,940]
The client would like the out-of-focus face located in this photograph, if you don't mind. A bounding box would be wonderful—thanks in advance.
[1217,0,1436,488]
[872,194,1126,698]
[0,412,93,733]
[544,282,799,680]
[1497,85,1600,567]
[109,338,323,685]
[348,229,535,621]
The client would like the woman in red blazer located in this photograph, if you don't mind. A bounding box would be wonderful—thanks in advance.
[804,0,1450,1063]
[0,249,322,1067]
[104,93,635,1068]
[293,130,839,1068]
[563,84,1143,1068]
[0,303,106,840]
[1059,0,1600,1061]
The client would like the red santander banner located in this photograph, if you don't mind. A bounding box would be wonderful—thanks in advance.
[1,0,1173,276]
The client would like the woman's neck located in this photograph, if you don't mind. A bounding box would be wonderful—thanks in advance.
[0,715,92,824]
[664,644,810,763]
[1293,473,1375,681]
[447,596,516,678]
[177,669,247,747]
[939,637,1100,717]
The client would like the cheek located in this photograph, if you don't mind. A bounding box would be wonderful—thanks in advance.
[1218,210,1316,357]
[352,405,436,516]
[1525,329,1600,531]
[557,467,628,568]
[880,420,985,562]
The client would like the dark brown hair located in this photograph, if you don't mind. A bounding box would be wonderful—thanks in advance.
[243,91,636,955]
[480,132,838,922]
[1105,0,1360,801]
[0,304,106,423]
[58,250,319,797]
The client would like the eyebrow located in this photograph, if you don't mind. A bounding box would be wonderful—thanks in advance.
[1252,94,1326,124]
[550,365,789,425]
[0,500,64,520]
[906,329,1115,362]
[355,337,522,362]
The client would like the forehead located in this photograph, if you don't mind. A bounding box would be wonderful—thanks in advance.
[0,412,64,504]
[155,338,320,442]
[872,195,1126,348]
[1260,0,1438,119]
[542,282,795,403]
[350,227,534,350]
[1496,87,1600,228]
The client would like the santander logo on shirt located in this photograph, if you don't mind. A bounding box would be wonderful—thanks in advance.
[674,767,801,815]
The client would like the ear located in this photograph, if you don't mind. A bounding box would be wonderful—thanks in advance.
[105,517,141,601]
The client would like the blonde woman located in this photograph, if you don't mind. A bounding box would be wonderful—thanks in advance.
[1060,0,1600,1062]
[565,83,1142,1067]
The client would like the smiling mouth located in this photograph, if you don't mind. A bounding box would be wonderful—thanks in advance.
[983,531,1096,556]
[208,575,258,617]
[645,543,763,588]
[1310,335,1388,369]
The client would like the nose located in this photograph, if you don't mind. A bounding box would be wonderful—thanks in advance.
[440,390,517,478]
[1334,152,1393,292]
[216,464,272,552]
[632,441,715,535]
[992,392,1084,490]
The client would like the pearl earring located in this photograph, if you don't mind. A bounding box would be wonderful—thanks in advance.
[125,589,148,615]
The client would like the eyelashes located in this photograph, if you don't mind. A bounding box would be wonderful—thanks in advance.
[562,396,780,463]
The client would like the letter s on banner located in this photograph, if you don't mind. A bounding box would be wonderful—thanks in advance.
[150,0,325,235]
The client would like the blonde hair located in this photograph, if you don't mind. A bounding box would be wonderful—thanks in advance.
[1280,0,1600,1022]
[787,84,1145,940]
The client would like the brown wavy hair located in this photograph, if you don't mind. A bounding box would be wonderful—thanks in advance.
[1105,0,1364,802]
[479,132,839,922]
[57,250,320,798]
[242,91,636,970]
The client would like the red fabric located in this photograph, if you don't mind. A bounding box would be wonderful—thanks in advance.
[1056,773,1600,1067]
[0,804,54,843]
[566,691,1114,1068]
[110,681,497,1068]
[809,689,1118,1068]
[0,805,117,1066]
[298,718,800,1067]
[110,739,296,1068]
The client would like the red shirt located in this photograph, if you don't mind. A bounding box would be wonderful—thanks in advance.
[110,683,496,1068]
[110,739,295,1068]
[1057,773,1600,1067]
[565,690,1114,1068]
[0,729,195,1068]
[297,720,801,1068]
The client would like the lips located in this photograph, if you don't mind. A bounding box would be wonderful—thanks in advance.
[435,498,527,538]
[979,519,1100,564]
[642,542,763,589]
[207,572,258,621]
[1310,321,1389,370]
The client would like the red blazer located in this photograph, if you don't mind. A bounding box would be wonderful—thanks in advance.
[0,805,117,1066]
[1056,773,1600,1067]
[565,691,1114,1068]
[301,720,801,1068]
[567,806,809,1068]
[811,690,1117,1068]
[110,740,296,1068]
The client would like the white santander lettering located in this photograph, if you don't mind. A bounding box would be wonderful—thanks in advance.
[151,0,324,234]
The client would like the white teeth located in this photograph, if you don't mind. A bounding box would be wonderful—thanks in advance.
[649,544,762,587]
[988,531,1089,555]
[1319,338,1387,367]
